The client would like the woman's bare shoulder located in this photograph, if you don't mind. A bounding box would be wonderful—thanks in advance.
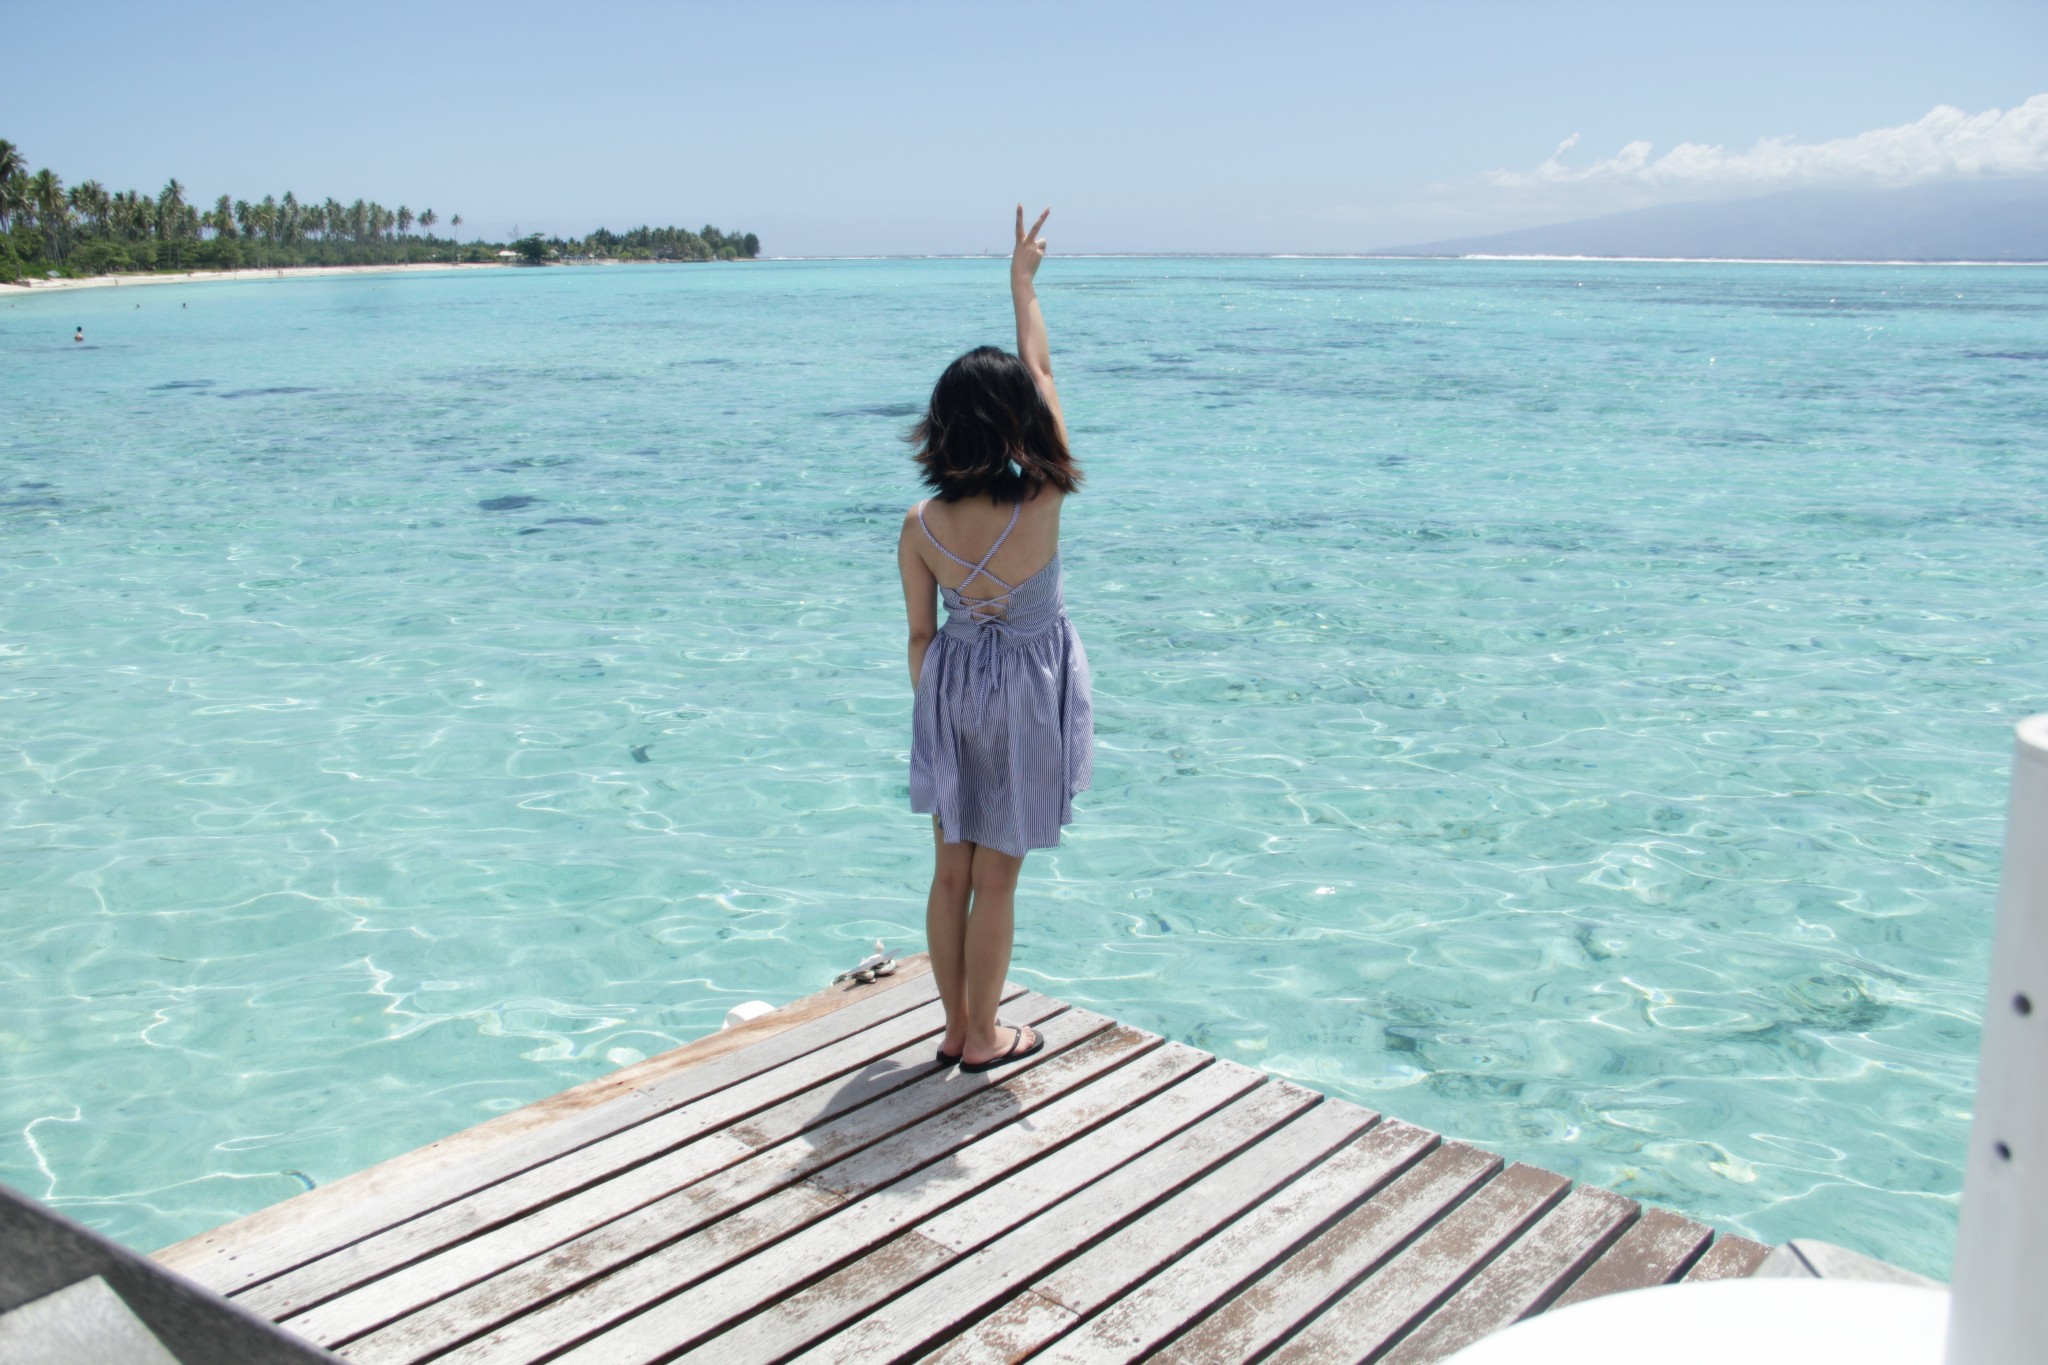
[1026,486,1066,525]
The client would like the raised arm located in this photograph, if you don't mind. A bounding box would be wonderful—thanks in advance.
[1011,205,1067,443]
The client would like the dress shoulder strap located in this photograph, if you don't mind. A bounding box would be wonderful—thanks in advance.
[916,500,976,572]
[918,500,1022,594]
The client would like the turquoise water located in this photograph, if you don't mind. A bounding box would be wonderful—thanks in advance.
[3,260,2043,1278]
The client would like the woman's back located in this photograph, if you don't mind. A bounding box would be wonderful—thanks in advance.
[911,489,1065,604]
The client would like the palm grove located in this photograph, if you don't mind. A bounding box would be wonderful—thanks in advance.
[0,139,760,282]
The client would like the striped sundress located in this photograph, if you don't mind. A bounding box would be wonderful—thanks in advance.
[910,499,1093,857]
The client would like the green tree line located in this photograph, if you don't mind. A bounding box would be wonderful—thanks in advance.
[0,138,760,283]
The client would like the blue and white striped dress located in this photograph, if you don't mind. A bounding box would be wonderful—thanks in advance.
[910,500,1093,857]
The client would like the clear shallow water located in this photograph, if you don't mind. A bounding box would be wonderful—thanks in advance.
[2,259,2043,1277]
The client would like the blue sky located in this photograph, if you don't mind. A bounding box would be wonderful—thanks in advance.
[4,0,2044,254]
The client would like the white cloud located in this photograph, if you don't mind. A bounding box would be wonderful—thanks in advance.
[1492,94,2048,195]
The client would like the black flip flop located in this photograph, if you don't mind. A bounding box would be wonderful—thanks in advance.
[958,1024,1044,1074]
[935,1047,962,1066]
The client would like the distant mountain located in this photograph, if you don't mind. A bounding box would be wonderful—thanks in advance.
[1382,178,2048,262]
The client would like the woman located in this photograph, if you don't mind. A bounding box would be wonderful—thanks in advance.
[899,207,1092,1073]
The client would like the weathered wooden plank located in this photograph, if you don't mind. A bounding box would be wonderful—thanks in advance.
[697,1063,1280,1365]
[729,1229,960,1364]
[1549,1206,1711,1308]
[778,1079,1323,1365]
[260,990,1053,1340]
[1262,1162,1570,1365]
[345,1015,1144,1365]
[916,1288,1077,1365]
[0,1184,338,1365]
[917,1074,1317,1258]
[1151,1142,1505,1365]
[1377,1184,1639,1365]
[1683,1233,1771,1281]
[1030,1120,1447,1364]
[539,1043,1222,1365]
[161,962,942,1295]
[919,1099,1393,1365]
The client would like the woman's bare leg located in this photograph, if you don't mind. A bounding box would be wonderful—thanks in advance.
[926,819,975,1058]
[960,843,1035,1065]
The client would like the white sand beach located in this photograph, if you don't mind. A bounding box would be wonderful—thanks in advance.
[2,260,510,295]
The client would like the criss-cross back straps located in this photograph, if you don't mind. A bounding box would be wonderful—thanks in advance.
[918,500,1021,615]
[919,500,1028,728]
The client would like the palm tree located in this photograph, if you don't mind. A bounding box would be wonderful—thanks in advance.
[109,189,139,241]
[0,139,24,231]
[209,194,235,239]
[68,180,110,237]
[131,191,157,243]
[0,177,27,236]
[264,202,287,263]
[158,179,187,232]
[29,168,69,261]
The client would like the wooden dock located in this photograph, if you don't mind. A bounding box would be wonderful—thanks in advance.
[151,956,1771,1363]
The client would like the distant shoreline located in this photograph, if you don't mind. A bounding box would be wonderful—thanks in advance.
[13,255,2045,293]
[771,252,2048,266]
[2,260,511,295]
[1387,253,2048,267]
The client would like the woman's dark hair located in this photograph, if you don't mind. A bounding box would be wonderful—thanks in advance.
[909,346,1082,503]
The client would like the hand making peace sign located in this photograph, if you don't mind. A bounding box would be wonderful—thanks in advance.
[1012,205,1051,283]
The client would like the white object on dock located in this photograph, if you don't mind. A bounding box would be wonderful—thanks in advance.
[1442,1278,1947,1364]
[721,1001,775,1030]
[832,939,898,985]
[1946,711,2048,1365]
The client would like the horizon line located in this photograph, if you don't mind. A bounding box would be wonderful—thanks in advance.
[760,252,2048,267]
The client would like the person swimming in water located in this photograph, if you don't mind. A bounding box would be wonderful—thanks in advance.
[73,327,82,343]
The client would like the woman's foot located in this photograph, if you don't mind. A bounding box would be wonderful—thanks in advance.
[959,1023,1042,1073]
[936,1027,967,1067]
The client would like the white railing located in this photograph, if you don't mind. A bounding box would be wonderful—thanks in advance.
[1947,712,2048,1364]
